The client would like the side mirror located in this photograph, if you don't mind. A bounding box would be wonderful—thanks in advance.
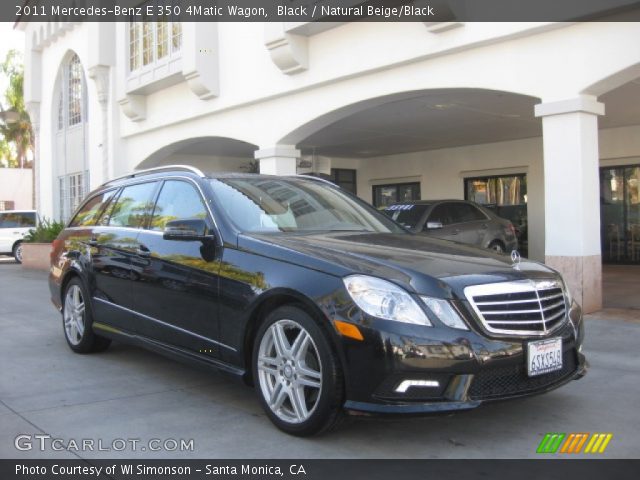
[425,221,444,230]
[163,219,213,242]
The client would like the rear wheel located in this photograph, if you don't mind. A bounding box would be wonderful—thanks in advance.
[12,242,23,264]
[253,306,343,436]
[488,240,505,253]
[62,278,111,353]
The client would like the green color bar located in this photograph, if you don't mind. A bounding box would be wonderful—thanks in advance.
[537,433,566,453]
[537,433,553,453]
[548,433,566,453]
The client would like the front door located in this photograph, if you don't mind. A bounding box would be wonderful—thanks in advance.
[133,179,222,357]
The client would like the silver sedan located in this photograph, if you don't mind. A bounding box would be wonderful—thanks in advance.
[384,200,519,253]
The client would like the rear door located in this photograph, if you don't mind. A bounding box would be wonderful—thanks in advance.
[133,179,222,356]
[90,181,160,334]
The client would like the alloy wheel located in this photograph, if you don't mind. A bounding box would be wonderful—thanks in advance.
[14,244,23,263]
[257,319,323,424]
[63,285,85,345]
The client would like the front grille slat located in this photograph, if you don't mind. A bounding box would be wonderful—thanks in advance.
[464,281,568,335]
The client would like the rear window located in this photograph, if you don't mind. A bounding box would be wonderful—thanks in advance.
[385,204,430,229]
[0,212,36,228]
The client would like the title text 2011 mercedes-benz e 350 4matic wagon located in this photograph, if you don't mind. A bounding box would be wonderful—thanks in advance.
[49,166,587,436]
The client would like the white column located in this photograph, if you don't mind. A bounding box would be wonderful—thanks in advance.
[534,95,604,313]
[255,145,300,175]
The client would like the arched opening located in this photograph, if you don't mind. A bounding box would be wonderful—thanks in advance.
[280,88,541,259]
[52,51,89,222]
[136,137,259,173]
[593,73,640,308]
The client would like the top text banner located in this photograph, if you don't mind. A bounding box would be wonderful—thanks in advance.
[8,0,640,23]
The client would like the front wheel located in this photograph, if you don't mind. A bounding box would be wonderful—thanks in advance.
[253,306,344,436]
[62,278,111,353]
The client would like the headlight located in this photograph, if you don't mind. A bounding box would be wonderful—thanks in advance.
[343,275,432,326]
[420,297,469,330]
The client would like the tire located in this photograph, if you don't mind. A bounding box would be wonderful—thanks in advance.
[252,305,344,436]
[12,242,23,264]
[62,278,111,353]
[488,240,505,253]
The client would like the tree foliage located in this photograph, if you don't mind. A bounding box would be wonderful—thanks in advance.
[0,49,33,169]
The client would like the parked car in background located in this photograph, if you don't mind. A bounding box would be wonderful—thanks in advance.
[0,210,37,263]
[384,200,518,253]
[49,167,585,436]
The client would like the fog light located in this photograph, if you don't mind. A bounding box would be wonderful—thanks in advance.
[395,379,440,393]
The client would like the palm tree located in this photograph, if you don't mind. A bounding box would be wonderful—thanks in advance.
[0,50,33,169]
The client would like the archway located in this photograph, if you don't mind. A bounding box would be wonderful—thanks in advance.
[136,136,259,173]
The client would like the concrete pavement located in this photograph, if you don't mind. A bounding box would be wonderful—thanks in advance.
[1,261,639,459]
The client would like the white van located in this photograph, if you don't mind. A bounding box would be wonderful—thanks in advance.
[0,210,38,263]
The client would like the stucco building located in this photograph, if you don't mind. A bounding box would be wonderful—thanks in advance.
[17,18,640,312]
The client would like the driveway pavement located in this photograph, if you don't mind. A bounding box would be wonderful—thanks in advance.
[0,261,639,459]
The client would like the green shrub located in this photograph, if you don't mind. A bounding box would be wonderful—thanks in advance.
[24,217,65,243]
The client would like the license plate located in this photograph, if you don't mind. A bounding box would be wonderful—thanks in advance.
[527,337,562,377]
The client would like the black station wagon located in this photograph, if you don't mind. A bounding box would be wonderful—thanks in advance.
[49,165,587,436]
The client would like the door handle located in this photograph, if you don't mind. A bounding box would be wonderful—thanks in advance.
[481,223,488,229]
[136,245,151,258]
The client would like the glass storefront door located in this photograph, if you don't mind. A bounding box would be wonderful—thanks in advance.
[465,174,528,256]
[601,165,640,264]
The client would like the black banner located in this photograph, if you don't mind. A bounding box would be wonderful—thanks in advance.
[2,459,640,480]
[7,0,640,23]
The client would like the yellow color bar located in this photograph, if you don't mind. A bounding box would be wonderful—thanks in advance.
[598,434,613,453]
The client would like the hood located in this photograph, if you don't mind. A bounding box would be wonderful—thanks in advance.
[238,231,558,299]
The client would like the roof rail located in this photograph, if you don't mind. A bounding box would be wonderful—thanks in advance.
[290,174,338,187]
[102,165,206,186]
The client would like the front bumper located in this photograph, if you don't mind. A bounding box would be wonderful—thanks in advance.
[337,301,586,415]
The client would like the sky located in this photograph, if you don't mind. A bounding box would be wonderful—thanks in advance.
[0,22,25,105]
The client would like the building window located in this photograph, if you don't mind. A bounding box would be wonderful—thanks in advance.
[59,172,89,222]
[330,169,357,194]
[465,174,528,255]
[67,55,83,126]
[129,9,182,73]
[372,182,421,208]
[0,200,15,211]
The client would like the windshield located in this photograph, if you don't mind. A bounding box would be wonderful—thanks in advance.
[211,177,405,234]
[385,204,430,229]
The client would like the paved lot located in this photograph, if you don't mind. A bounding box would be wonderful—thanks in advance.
[0,260,639,459]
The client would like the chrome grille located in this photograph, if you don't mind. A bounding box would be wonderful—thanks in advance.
[464,280,568,335]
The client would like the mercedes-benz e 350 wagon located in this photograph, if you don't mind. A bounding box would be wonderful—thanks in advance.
[49,166,587,436]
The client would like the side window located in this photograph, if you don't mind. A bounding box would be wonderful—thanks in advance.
[20,212,37,227]
[107,182,158,229]
[0,213,20,228]
[450,203,487,223]
[70,190,118,227]
[428,204,453,226]
[150,180,208,231]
